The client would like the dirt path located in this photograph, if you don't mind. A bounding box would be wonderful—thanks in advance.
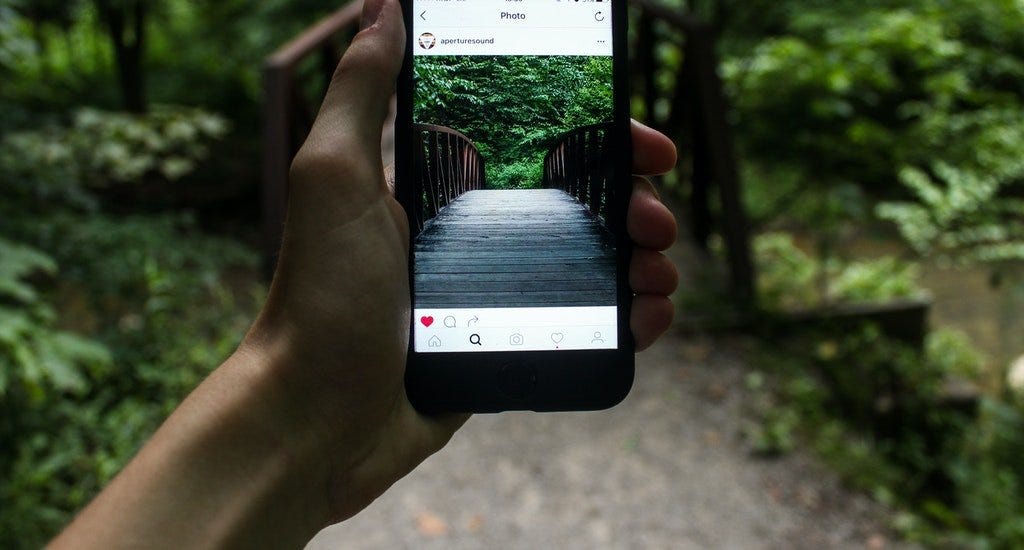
[308,195,910,549]
[308,336,908,549]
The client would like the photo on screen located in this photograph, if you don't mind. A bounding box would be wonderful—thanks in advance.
[411,55,616,311]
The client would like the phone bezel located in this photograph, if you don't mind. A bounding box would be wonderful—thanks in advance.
[396,0,633,413]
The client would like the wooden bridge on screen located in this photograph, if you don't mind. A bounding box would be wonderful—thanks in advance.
[410,123,617,308]
[263,0,758,311]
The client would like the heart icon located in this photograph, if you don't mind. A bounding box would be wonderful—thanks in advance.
[421,316,435,327]
[550,333,565,344]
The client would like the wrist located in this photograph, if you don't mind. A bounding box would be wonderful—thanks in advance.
[55,330,337,549]
[237,314,388,524]
[240,309,420,523]
[190,337,333,540]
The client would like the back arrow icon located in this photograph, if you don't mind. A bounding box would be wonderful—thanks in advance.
[419,10,427,20]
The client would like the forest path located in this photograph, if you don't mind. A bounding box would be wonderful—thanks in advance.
[308,204,911,549]
[414,189,616,308]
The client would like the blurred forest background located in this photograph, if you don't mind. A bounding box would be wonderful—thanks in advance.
[413,55,613,189]
[2,0,1024,548]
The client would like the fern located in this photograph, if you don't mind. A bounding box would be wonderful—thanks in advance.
[877,162,1024,265]
[0,238,110,398]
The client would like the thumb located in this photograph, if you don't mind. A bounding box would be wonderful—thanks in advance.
[306,0,405,162]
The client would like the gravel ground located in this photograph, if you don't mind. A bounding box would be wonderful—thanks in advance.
[307,331,910,549]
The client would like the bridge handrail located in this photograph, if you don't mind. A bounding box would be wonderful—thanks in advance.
[628,0,756,306]
[413,123,486,230]
[542,122,615,223]
[262,2,363,276]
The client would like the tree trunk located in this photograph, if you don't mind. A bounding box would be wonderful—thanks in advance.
[95,0,147,113]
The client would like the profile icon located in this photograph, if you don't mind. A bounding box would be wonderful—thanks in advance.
[418,32,436,50]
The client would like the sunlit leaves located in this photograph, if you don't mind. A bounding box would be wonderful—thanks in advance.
[878,163,1024,265]
[0,105,228,210]
[754,232,923,310]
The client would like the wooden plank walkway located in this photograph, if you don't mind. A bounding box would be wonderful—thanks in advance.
[414,189,617,308]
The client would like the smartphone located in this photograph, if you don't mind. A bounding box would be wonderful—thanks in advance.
[396,0,632,412]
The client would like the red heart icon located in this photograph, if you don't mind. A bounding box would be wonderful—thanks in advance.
[420,316,435,327]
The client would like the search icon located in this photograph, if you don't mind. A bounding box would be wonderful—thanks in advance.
[469,334,482,346]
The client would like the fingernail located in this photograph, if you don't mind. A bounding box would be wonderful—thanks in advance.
[360,0,386,30]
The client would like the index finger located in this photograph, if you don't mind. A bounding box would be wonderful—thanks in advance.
[632,120,677,176]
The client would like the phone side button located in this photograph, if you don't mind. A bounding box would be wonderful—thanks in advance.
[498,363,537,400]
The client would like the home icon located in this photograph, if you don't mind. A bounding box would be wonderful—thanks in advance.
[428,336,442,348]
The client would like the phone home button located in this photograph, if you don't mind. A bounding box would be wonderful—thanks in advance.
[498,362,537,400]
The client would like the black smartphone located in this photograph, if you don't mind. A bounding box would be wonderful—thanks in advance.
[396,0,632,412]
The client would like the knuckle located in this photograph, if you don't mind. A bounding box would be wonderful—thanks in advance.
[289,142,369,187]
[332,35,393,89]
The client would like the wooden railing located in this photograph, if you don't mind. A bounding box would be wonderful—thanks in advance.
[261,0,363,276]
[412,123,486,230]
[630,0,756,307]
[542,122,615,223]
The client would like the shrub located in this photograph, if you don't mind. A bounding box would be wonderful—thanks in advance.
[747,324,1024,547]
[0,106,229,194]
[877,161,1024,267]
[0,213,260,548]
[488,157,545,190]
[754,232,923,311]
[0,236,112,546]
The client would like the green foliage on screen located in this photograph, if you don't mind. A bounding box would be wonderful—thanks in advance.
[413,55,613,189]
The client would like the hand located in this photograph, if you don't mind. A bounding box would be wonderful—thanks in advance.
[50,0,678,546]
[254,0,680,524]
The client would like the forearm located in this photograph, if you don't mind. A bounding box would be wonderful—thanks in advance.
[51,341,332,549]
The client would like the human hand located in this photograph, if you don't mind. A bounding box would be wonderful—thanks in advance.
[250,0,679,525]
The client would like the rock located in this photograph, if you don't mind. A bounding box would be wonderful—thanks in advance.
[466,514,485,533]
[867,533,888,549]
[416,512,448,538]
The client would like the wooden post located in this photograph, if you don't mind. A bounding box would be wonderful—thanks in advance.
[260,1,364,278]
[635,13,659,125]
[688,25,757,308]
[262,64,291,280]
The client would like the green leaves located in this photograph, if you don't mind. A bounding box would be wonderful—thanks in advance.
[715,1,1024,545]
[413,55,612,189]
[0,237,111,403]
[72,106,229,185]
[877,162,1024,264]
[0,105,229,203]
[0,237,56,304]
[0,309,110,397]
[754,232,923,310]
[0,237,109,397]
[0,213,260,547]
[726,1,1024,202]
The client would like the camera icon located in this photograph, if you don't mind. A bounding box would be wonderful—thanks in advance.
[509,333,524,346]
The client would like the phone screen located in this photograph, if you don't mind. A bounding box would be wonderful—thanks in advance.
[410,0,618,353]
